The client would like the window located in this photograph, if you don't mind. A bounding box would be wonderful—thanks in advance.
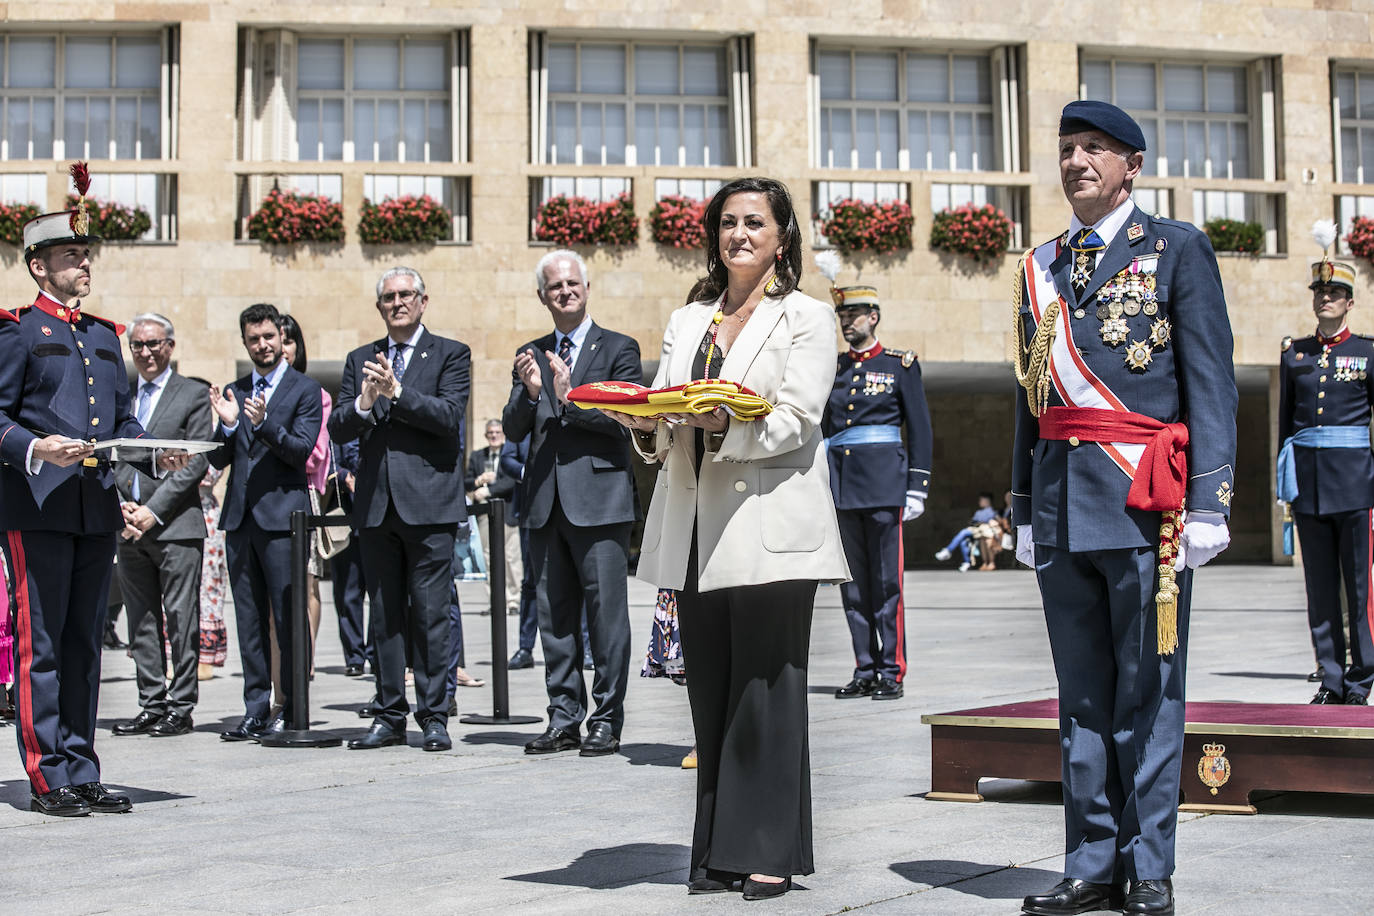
[296,36,451,162]
[0,32,172,160]
[1081,58,1264,180]
[1334,67,1374,183]
[813,46,1020,172]
[531,35,751,168]
[364,173,469,242]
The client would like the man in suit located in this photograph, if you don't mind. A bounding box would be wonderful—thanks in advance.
[822,283,933,701]
[500,435,541,670]
[330,438,370,678]
[110,314,211,738]
[330,266,470,753]
[503,249,640,757]
[208,303,323,742]
[1013,101,1237,916]
[1278,256,1374,705]
[467,418,520,616]
[0,192,189,816]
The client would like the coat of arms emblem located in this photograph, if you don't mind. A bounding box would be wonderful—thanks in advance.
[1198,742,1232,795]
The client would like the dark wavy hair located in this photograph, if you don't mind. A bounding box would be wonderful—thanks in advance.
[278,313,309,372]
[698,177,803,302]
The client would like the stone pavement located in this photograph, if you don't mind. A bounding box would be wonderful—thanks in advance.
[1,564,1369,915]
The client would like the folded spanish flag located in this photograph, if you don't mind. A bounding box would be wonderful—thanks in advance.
[569,379,773,420]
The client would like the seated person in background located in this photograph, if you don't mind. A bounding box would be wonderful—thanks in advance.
[934,491,998,572]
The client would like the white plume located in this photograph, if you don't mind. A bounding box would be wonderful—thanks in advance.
[1312,219,1339,253]
[814,250,842,285]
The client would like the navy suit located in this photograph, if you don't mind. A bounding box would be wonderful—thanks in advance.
[500,437,539,652]
[502,322,639,737]
[329,439,369,670]
[822,342,933,683]
[207,364,322,724]
[1280,330,1374,700]
[329,329,469,729]
[0,294,153,794]
[1011,206,1237,883]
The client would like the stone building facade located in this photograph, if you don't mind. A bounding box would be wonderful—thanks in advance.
[1,1,1369,563]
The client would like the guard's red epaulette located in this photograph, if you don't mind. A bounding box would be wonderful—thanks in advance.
[85,313,125,335]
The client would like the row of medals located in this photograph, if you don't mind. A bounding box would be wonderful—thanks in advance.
[1072,256,1171,372]
[1321,347,1368,379]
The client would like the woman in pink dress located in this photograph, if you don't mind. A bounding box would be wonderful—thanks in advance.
[198,465,228,678]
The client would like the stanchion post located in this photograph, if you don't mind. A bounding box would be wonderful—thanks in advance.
[259,510,342,748]
[460,499,539,726]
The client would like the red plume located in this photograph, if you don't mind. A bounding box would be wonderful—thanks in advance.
[69,161,91,197]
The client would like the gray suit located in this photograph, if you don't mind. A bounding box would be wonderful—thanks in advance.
[115,372,211,717]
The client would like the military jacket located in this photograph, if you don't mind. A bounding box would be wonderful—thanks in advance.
[822,342,933,510]
[0,293,149,532]
[1278,328,1374,515]
[1011,206,1238,551]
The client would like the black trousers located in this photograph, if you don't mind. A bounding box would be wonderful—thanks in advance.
[329,535,368,668]
[676,540,818,879]
[836,506,906,683]
[226,520,295,722]
[358,508,455,730]
[1295,508,1374,699]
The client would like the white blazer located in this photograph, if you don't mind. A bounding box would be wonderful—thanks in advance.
[633,289,851,592]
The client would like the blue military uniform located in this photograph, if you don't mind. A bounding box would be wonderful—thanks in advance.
[0,292,152,802]
[1278,258,1374,704]
[1012,103,1237,899]
[823,322,933,689]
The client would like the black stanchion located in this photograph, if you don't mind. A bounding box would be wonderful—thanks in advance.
[259,509,343,748]
[460,499,539,726]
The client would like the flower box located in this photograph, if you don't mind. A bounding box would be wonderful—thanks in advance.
[649,195,707,249]
[535,193,638,246]
[0,202,41,246]
[1346,216,1374,264]
[1203,218,1263,256]
[65,193,152,242]
[247,188,345,245]
[817,199,913,255]
[358,194,451,245]
[929,203,1013,263]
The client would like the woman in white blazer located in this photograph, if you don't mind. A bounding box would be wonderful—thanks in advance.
[603,177,849,900]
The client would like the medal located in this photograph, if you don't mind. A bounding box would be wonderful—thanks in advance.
[1123,298,1142,317]
[1125,339,1154,372]
[1072,252,1092,289]
[1101,317,1130,347]
[1149,317,1172,351]
[1142,302,1159,316]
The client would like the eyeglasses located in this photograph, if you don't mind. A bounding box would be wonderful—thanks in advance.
[484,431,503,438]
[379,289,420,304]
[129,339,168,352]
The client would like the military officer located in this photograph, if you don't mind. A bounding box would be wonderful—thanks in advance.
[821,284,932,701]
[1277,255,1374,705]
[1012,102,1237,916]
[0,164,188,817]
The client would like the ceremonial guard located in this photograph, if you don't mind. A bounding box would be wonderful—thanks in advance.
[0,164,186,817]
[1278,226,1374,706]
[1012,102,1236,916]
[818,260,932,701]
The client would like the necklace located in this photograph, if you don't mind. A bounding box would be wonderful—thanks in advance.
[703,311,724,377]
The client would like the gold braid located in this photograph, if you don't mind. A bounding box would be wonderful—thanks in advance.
[1012,249,1057,418]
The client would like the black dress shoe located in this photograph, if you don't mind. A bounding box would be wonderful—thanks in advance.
[258,714,287,737]
[358,695,380,718]
[508,648,534,670]
[1123,878,1174,915]
[31,785,90,817]
[348,722,406,750]
[1312,686,1343,704]
[102,622,128,650]
[221,715,267,742]
[1022,878,1125,915]
[742,877,791,900]
[1308,667,1323,682]
[344,664,365,677]
[112,709,162,736]
[422,719,452,752]
[871,678,904,700]
[73,781,133,813]
[835,677,876,699]
[525,726,580,754]
[149,711,193,737]
[1346,693,1369,705]
[579,722,619,757]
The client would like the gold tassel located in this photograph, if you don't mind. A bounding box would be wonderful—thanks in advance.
[1154,509,1182,655]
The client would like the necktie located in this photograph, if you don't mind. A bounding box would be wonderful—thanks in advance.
[254,376,270,400]
[1068,227,1106,291]
[132,381,156,500]
[557,335,573,369]
[393,342,409,381]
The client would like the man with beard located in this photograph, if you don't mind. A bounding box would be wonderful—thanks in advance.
[821,284,932,701]
[0,169,189,816]
[208,303,323,742]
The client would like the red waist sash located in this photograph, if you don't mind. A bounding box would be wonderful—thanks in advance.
[1038,406,1189,513]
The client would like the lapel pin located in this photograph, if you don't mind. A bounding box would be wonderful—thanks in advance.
[1127,223,1144,241]
[590,343,598,351]
[41,325,52,336]
[421,351,429,359]
[1155,238,1167,253]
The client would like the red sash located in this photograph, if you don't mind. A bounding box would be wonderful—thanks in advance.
[1038,406,1188,513]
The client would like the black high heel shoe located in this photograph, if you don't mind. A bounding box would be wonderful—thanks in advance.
[742,876,791,900]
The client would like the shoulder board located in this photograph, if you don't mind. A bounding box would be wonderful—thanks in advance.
[890,348,917,368]
[1281,335,1292,352]
[1359,334,1374,342]
[87,313,126,335]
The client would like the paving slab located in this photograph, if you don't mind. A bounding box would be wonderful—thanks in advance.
[1,564,1368,914]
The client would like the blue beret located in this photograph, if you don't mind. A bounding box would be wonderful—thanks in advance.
[1059,100,1147,152]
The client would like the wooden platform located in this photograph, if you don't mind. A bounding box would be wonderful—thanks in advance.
[920,699,1374,814]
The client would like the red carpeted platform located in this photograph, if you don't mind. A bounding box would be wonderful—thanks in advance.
[920,700,1374,814]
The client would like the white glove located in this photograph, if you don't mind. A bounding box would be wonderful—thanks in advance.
[1175,511,1230,570]
[1016,524,1034,568]
[902,494,925,521]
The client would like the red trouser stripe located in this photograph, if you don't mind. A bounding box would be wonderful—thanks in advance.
[894,518,907,683]
[7,531,47,794]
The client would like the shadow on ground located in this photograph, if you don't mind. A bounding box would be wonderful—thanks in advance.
[0,778,192,812]
[890,859,1062,899]
[506,842,690,889]
[619,742,691,767]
